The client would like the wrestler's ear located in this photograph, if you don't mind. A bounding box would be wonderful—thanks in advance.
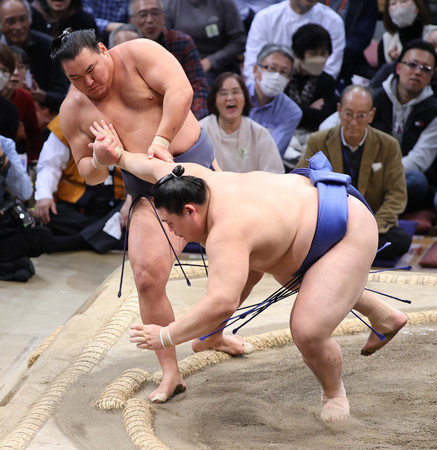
[98,42,109,55]
[184,204,196,216]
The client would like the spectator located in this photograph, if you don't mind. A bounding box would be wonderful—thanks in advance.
[297,85,411,262]
[33,115,128,254]
[82,0,129,40]
[242,0,345,81]
[320,0,379,85]
[30,0,97,39]
[372,39,437,212]
[283,23,337,168]
[0,42,19,140]
[162,0,246,86]
[371,29,437,95]
[1,45,42,163]
[0,0,69,111]
[129,0,209,120]
[200,72,284,173]
[108,22,142,48]
[0,134,53,282]
[247,43,302,157]
[378,0,436,67]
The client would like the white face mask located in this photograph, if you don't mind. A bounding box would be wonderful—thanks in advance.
[299,56,328,76]
[258,70,289,97]
[389,4,418,28]
[0,71,10,90]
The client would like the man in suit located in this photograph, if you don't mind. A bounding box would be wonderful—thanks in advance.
[297,85,411,261]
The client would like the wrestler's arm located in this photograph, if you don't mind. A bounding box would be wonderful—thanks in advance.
[131,232,251,349]
[127,40,194,153]
[59,101,109,185]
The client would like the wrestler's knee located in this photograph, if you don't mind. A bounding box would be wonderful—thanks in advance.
[291,322,323,353]
[131,256,170,294]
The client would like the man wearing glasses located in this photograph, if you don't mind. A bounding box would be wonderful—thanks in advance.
[371,39,437,215]
[128,0,209,120]
[297,85,411,263]
[247,43,302,158]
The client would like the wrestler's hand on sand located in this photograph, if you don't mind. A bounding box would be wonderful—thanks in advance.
[89,120,123,166]
[147,143,173,162]
[129,323,163,350]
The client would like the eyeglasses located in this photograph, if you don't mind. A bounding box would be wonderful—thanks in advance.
[399,61,433,74]
[132,9,162,20]
[258,64,290,78]
[217,89,244,98]
[340,111,371,123]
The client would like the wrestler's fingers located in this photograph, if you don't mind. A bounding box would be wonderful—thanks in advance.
[108,123,122,142]
[100,119,112,133]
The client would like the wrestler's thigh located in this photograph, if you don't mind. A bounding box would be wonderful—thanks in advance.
[292,199,377,336]
[128,198,186,275]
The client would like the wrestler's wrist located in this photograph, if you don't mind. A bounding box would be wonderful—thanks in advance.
[152,135,170,149]
[160,326,175,348]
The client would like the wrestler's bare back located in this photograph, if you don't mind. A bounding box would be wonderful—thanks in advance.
[195,169,376,281]
[60,39,200,167]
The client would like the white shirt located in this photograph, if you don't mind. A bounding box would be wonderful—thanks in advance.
[200,114,284,173]
[243,1,345,80]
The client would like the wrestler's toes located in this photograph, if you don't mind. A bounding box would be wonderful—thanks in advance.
[149,384,186,404]
[321,394,350,422]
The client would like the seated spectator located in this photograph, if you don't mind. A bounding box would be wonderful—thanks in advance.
[162,0,246,86]
[283,23,337,167]
[372,39,437,213]
[82,0,129,41]
[30,0,97,39]
[199,72,284,173]
[242,0,345,81]
[129,0,209,120]
[1,45,42,163]
[378,0,436,67]
[320,0,379,85]
[0,134,53,282]
[0,0,70,111]
[371,28,437,95]
[247,43,302,158]
[0,42,19,140]
[33,115,128,254]
[297,85,411,262]
[108,23,142,48]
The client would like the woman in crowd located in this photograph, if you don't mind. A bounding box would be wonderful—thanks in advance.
[1,46,42,164]
[31,0,97,38]
[0,44,19,141]
[286,23,337,132]
[378,0,436,66]
[200,72,284,173]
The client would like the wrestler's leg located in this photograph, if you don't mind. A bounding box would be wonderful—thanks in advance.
[290,199,377,422]
[128,199,186,402]
[354,290,408,356]
[191,270,264,354]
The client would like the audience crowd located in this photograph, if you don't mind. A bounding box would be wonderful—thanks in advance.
[2,0,437,282]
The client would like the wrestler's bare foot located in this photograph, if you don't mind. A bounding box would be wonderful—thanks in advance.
[149,375,187,404]
[320,384,350,422]
[361,310,408,356]
[191,334,254,355]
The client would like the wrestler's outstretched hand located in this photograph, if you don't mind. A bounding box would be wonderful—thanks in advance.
[129,323,163,350]
[89,120,123,166]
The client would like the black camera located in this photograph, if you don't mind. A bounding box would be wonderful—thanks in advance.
[0,199,36,229]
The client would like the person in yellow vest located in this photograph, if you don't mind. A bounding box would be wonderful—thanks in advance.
[33,116,128,253]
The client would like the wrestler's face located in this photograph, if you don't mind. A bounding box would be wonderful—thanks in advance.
[62,44,113,100]
[215,76,245,122]
[130,0,165,41]
[159,206,200,242]
[338,88,375,146]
